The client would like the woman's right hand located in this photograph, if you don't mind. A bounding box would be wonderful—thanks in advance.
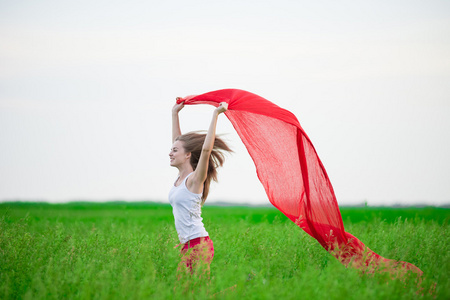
[172,98,184,114]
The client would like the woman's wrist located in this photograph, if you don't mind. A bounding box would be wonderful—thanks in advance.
[172,108,182,115]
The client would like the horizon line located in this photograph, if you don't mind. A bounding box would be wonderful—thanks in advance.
[1,199,449,208]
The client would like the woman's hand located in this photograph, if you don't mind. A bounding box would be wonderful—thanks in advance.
[215,102,228,114]
[172,98,184,114]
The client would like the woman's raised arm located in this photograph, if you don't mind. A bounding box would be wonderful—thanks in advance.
[172,99,184,143]
[188,102,228,192]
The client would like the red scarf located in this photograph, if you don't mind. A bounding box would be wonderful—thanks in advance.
[178,89,422,276]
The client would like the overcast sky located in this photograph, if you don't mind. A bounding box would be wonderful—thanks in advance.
[1,0,449,206]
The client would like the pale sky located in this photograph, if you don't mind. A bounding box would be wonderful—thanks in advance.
[1,0,449,206]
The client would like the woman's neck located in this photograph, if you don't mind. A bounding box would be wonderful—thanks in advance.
[177,165,194,180]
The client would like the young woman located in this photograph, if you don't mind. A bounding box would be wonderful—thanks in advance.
[169,99,232,275]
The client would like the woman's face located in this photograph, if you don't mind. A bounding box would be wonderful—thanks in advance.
[169,140,190,167]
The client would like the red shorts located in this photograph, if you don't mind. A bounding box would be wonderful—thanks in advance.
[180,236,214,272]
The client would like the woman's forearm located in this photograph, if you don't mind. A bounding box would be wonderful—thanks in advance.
[172,112,182,143]
[172,101,184,143]
[202,110,219,152]
[202,103,227,152]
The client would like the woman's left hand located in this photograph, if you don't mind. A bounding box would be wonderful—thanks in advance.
[172,99,184,114]
[215,102,228,114]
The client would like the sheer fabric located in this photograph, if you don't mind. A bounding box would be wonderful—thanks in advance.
[177,89,422,276]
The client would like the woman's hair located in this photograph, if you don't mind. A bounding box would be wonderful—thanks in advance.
[176,131,232,205]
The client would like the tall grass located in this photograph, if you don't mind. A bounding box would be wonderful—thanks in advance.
[0,202,448,299]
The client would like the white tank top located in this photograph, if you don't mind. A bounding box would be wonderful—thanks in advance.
[168,172,209,244]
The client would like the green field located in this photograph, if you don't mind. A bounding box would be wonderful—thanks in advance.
[1,202,448,299]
